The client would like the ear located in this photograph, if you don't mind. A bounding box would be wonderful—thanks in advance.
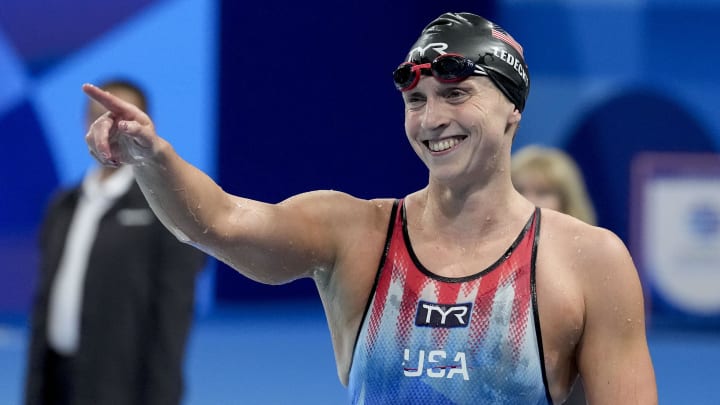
[508,108,521,125]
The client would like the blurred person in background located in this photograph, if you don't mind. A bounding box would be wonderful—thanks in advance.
[24,79,206,405]
[512,145,596,226]
[512,144,597,404]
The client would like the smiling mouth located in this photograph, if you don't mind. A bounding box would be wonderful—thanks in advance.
[424,136,467,153]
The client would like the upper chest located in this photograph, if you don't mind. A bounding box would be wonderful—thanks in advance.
[344,212,584,387]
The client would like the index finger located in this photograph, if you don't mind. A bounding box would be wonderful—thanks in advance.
[82,83,150,124]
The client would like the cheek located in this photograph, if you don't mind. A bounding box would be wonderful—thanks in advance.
[404,111,420,136]
[464,101,502,136]
[404,114,412,133]
[403,114,422,151]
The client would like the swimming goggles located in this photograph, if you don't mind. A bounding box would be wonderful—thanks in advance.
[393,53,487,91]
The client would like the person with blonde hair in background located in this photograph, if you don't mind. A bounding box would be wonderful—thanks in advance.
[512,145,596,225]
[512,144,597,404]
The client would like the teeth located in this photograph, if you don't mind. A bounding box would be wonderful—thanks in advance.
[428,138,461,152]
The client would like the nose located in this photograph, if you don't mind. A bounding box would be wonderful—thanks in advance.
[420,96,450,131]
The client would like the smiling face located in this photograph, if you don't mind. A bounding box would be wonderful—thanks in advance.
[402,74,520,188]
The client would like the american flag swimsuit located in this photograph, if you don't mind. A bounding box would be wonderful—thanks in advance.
[348,200,552,404]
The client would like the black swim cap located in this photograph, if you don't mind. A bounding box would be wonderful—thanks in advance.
[404,12,530,112]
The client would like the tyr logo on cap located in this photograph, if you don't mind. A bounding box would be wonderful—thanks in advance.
[407,42,448,61]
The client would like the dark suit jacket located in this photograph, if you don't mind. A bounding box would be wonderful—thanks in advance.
[25,181,206,405]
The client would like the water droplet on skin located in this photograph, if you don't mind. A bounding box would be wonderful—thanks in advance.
[173,228,190,243]
[573,235,579,240]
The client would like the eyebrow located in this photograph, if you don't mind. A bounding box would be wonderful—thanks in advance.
[403,90,425,99]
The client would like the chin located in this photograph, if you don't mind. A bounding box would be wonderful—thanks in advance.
[428,168,464,184]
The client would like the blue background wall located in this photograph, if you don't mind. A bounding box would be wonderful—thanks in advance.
[0,0,217,313]
[1,1,720,403]
[214,0,496,301]
[0,0,718,319]
[214,0,720,307]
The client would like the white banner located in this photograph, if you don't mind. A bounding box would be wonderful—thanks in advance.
[642,174,720,315]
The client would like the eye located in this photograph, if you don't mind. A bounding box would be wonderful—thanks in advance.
[443,88,470,103]
[404,94,426,110]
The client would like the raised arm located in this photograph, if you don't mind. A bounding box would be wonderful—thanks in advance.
[82,83,355,284]
[576,228,658,404]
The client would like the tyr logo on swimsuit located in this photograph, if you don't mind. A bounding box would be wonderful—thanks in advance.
[415,301,472,328]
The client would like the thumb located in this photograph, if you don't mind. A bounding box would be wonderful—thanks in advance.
[117,119,154,148]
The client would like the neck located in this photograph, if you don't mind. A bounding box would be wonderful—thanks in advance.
[412,175,532,237]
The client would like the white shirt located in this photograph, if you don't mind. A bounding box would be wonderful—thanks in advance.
[46,165,135,355]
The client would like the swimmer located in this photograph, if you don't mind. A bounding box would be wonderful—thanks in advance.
[83,12,657,404]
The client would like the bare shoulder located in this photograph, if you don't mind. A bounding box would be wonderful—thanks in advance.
[277,190,397,265]
[535,209,654,402]
[539,208,632,277]
[539,212,656,402]
[278,190,396,231]
[535,208,642,321]
[538,208,643,319]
